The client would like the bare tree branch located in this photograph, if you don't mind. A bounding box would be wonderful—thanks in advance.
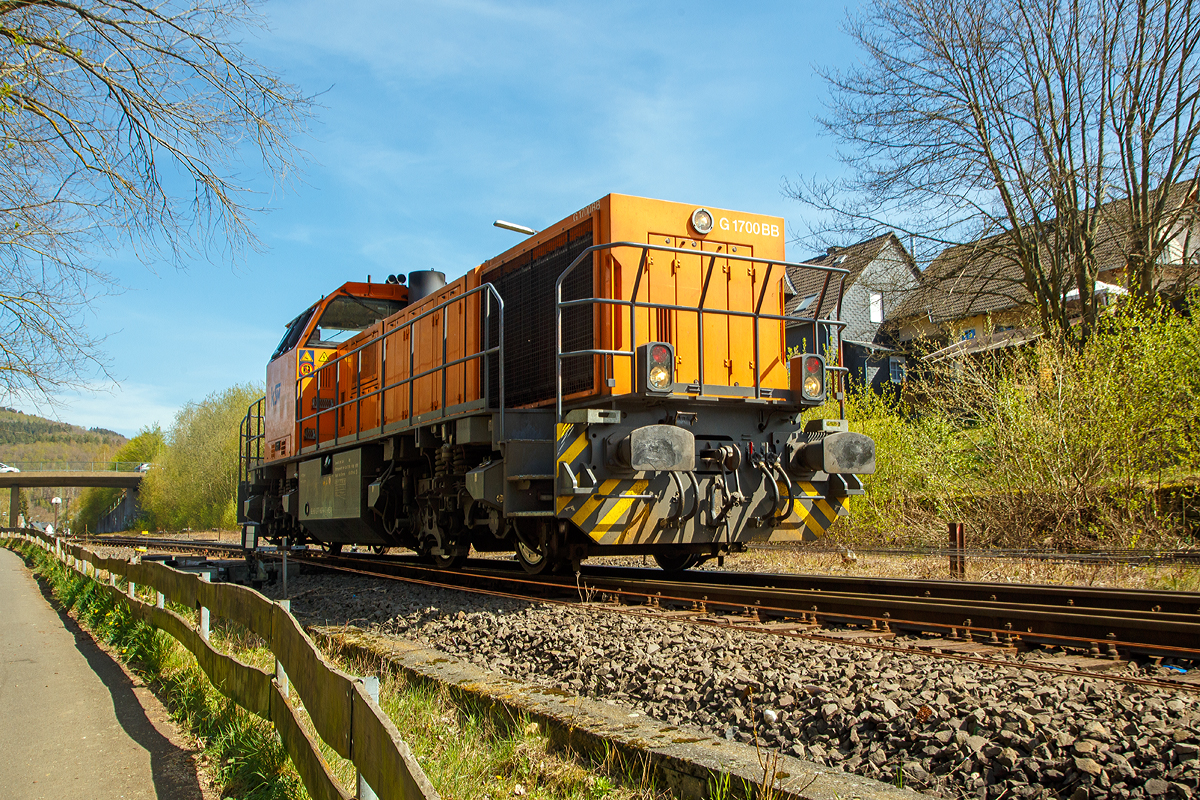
[791,0,1200,344]
[0,0,311,400]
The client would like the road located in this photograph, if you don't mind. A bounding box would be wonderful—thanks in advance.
[0,547,208,799]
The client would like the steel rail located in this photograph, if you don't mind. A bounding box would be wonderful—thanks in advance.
[280,551,1200,658]
[74,535,246,556]
[80,539,1199,665]
[272,550,1200,694]
[575,563,1200,615]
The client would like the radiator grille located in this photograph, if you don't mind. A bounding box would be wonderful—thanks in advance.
[485,223,594,408]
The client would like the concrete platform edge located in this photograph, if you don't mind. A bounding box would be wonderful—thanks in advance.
[311,626,924,800]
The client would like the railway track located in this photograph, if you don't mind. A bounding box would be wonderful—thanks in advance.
[752,542,1200,565]
[74,534,245,557]
[79,535,1200,679]
[277,550,1200,670]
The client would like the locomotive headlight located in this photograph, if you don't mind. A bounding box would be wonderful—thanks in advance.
[790,353,827,404]
[690,207,714,235]
[638,342,675,393]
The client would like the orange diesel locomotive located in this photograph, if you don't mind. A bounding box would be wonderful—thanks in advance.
[238,194,875,572]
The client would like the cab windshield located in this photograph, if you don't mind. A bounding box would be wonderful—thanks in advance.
[305,295,404,348]
[271,305,317,361]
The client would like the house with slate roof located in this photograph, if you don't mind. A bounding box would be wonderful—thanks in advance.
[786,232,920,393]
[888,186,1198,354]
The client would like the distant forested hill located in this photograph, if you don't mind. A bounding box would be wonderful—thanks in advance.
[0,407,127,465]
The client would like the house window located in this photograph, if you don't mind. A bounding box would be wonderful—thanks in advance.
[869,292,883,323]
[796,293,819,313]
[889,357,907,384]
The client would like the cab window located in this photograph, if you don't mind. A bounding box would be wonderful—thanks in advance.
[271,305,317,361]
[305,295,404,348]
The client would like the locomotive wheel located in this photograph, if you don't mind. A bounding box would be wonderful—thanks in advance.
[429,549,467,569]
[321,542,343,555]
[512,519,561,575]
[515,540,559,574]
[652,552,701,572]
[371,545,387,555]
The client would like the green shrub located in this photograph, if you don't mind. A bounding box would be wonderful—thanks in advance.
[141,383,262,530]
[829,298,1200,547]
[73,428,164,532]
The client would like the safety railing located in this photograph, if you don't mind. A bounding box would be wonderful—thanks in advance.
[239,396,265,487]
[554,241,851,420]
[296,282,505,450]
[1,527,438,800]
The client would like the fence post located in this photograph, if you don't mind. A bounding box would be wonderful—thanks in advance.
[948,522,966,579]
[276,599,290,698]
[282,537,289,600]
[128,555,139,599]
[355,675,381,800]
[157,590,165,610]
[199,573,211,642]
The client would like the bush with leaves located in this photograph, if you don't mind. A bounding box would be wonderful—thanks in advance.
[141,383,262,530]
[72,427,164,532]
[830,299,1200,547]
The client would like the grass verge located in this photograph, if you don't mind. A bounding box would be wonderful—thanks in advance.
[4,537,670,800]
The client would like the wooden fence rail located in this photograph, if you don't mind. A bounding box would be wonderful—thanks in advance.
[1,528,439,800]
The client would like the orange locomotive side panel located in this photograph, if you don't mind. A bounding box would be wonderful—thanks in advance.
[602,194,788,397]
[265,349,297,460]
[269,195,794,454]
[378,271,482,429]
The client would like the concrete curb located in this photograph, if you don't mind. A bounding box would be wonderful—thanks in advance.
[311,626,925,800]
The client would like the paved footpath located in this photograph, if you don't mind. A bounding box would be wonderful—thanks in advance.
[0,546,208,799]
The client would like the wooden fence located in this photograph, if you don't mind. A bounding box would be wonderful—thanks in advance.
[1,528,439,800]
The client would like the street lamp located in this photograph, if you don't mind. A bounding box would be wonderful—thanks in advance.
[51,496,61,534]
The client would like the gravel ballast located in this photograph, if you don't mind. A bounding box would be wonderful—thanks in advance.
[275,572,1200,799]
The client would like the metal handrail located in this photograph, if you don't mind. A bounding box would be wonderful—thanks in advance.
[2,461,150,472]
[553,241,851,421]
[239,397,265,488]
[295,282,505,448]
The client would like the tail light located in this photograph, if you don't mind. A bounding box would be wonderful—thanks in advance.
[790,353,826,404]
[638,342,675,393]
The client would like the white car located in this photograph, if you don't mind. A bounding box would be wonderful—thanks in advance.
[136,462,152,472]
[0,463,19,473]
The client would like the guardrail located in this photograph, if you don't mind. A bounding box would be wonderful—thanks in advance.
[3,461,149,472]
[1,527,438,800]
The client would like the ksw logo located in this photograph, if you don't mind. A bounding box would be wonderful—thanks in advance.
[271,382,282,406]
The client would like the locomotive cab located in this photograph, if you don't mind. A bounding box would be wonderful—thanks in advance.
[239,195,876,572]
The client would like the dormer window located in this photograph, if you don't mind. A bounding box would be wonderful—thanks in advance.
[796,293,820,313]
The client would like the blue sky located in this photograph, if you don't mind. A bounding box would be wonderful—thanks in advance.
[12,0,859,436]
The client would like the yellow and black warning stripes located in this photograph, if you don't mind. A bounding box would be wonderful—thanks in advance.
[775,479,848,537]
[556,422,655,543]
[557,421,848,541]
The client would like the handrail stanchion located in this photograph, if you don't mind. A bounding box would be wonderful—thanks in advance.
[553,241,851,424]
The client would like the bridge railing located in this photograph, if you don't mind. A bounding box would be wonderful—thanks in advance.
[1,526,438,800]
[3,461,149,472]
